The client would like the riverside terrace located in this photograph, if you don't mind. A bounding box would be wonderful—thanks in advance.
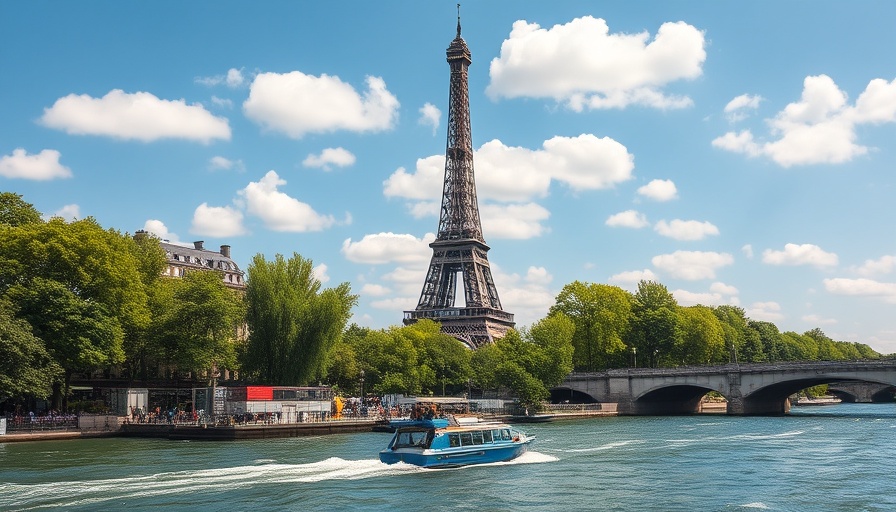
[557,360,896,415]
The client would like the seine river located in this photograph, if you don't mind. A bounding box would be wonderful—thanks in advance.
[1,404,894,511]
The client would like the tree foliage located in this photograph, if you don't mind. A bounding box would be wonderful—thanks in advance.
[0,299,61,400]
[550,281,630,371]
[629,280,678,367]
[156,270,246,380]
[0,217,154,407]
[242,253,357,385]
[0,192,42,227]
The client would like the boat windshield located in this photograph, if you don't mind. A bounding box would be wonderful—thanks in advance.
[393,429,431,449]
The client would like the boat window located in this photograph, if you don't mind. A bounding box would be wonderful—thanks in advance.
[395,430,430,448]
[459,432,473,446]
[492,429,504,441]
[472,431,484,445]
[448,433,460,447]
[500,429,511,441]
[483,430,493,443]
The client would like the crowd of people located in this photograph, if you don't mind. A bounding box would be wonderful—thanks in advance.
[4,410,79,432]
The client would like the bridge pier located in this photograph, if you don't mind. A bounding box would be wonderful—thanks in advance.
[728,397,790,415]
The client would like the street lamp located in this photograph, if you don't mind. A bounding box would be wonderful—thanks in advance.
[359,370,365,399]
[632,347,637,368]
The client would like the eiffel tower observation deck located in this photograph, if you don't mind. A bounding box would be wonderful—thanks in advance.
[403,9,515,349]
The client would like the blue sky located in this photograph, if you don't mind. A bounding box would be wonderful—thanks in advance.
[3,2,896,353]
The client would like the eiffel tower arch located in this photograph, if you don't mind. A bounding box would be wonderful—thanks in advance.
[403,11,515,349]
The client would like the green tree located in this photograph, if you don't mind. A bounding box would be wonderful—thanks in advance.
[323,324,363,394]
[242,253,357,385]
[629,281,678,367]
[712,305,763,363]
[805,328,844,361]
[0,218,153,408]
[470,341,504,391]
[525,313,575,386]
[8,278,124,407]
[351,326,422,395]
[0,192,42,227]
[549,281,631,371]
[674,306,725,365]
[0,299,61,402]
[747,320,786,362]
[161,270,246,381]
[122,232,168,380]
[780,331,818,360]
[417,322,472,396]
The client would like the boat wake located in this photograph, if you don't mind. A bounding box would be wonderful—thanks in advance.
[0,458,405,510]
[563,440,645,453]
[0,452,558,510]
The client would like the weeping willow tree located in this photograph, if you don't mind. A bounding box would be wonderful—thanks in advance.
[242,253,357,385]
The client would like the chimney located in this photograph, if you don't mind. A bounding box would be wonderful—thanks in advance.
[194,241,204,250]
[220,245,231,258]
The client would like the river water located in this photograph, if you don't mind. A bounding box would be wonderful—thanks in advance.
[1,403,894,511]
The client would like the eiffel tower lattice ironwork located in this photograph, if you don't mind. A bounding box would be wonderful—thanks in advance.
[403,11,514,349]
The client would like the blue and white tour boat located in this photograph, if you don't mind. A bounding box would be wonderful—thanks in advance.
[378,415,535,468]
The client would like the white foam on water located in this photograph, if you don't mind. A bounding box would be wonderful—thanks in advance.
[0,457,418,510]
[739,502,770,509]
[564,439,644,453]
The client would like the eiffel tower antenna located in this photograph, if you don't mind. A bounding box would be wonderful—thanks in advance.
[403,9,515,348]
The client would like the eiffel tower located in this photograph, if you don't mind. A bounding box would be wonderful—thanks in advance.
[403,10,515,349]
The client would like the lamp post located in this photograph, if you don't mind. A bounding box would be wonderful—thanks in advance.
[632,347,637,368]
[359,370,365,399]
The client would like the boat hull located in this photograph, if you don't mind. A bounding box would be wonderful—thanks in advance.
[379,438,533,468]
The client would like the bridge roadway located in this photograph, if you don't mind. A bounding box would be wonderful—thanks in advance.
[556,360,896,415]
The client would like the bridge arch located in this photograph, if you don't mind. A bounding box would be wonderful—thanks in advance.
[559,361,896,415]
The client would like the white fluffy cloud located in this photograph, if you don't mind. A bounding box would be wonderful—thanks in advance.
[852,255,896,277]
[745,301,785,322]
[480,203,551,239]
[713,75,896,167]
[609,269,658,285]
[209,156,245,172]
[383,135,633,240]
[606,210,649,229]
[40,89,231,143]
[824,277,896,303]
[487,16,706,111]
[143,219,180,243]
[238,170,337,232]
[50,204,80,221]
[385,135,633,202]
[654,219,719,241]
[243,72,399,139]
[341,232,434,265]
[0,148,72,180]
[762,243,838,268]
[190,203,246,237]
[724,94,762,122]
[313,263,330,284]
[418,102,440,135]
[195,68,247,88]
[652,250,734,280]
[302,147,356,170]
[637,179,678,201]
[492,265,557,327]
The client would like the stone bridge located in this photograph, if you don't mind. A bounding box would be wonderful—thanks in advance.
[554,360,896,415]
